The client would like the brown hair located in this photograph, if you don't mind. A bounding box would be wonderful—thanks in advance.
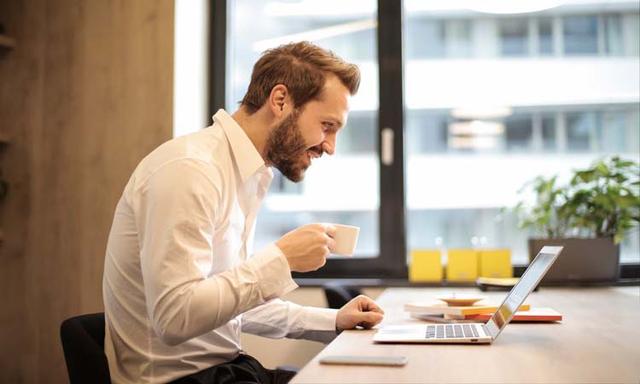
[240,41,360,114]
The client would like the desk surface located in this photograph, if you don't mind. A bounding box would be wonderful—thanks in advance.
[292,287,640,383]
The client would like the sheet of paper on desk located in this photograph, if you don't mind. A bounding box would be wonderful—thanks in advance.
[409,313,477,323]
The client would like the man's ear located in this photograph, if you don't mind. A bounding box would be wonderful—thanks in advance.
[268,84,289,117]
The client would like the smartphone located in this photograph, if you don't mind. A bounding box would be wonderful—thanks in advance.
[319,355,408,367]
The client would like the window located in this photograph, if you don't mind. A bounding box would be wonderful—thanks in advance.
[603,14,624,55]
[505,114,534,151]
[211,1,640,277]
[563,15,599,55]
[566,111,598,151]
[403,5,640,266]
[540,114,556,151]
[445,20,472,57]
[226,0,381,258]
[215,0,405,278]
[406,18,445,59]
[538,18,554,55]
[405,18,472,59]
[500,18,529,56]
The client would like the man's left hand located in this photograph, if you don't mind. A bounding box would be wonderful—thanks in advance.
[336,295,384,332]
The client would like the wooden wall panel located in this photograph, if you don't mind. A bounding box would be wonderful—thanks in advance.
[0,0,174,382]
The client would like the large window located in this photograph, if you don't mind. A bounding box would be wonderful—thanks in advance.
[212,0,640,278]
[227,0,381,256]
[216,0,406,278]
[404,2,640,265]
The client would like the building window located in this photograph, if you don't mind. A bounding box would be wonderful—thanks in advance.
[603,14,624,55]
[563,15,599,55]
[541,114,557,151]
[566,111,598,151]
[500,18,529,56]
[537,18,554,55]
[505,114,534,151]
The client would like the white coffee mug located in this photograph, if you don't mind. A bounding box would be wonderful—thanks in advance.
[328,224,360,256]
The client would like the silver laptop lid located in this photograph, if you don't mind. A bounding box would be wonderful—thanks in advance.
[485,246,563,339]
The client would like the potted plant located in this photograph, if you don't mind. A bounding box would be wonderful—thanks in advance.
[514,156,640,284]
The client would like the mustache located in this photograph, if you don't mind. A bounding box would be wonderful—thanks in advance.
[308,145,324,157]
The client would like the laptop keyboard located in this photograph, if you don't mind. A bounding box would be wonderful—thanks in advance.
[426,324,479,339]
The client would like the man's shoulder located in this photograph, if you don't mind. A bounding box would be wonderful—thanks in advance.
[133,129,233,187]
[161,126,229,161]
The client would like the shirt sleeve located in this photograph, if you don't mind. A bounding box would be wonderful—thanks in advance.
[241,299,338,344]
[130,159,298,346]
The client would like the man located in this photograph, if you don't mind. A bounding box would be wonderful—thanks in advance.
[103,41,384,384]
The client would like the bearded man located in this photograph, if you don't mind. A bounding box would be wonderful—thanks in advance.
[102,41,384,384]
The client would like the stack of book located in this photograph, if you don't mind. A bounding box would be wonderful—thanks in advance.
[404,301,562,323]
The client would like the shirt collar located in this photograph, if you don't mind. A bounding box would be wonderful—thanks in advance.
[213,109,268,182]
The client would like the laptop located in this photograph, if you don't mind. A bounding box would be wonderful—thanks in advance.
[373,246,563,344]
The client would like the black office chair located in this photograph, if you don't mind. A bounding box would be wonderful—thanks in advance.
[60,312,111,384]
[322,281,362,309]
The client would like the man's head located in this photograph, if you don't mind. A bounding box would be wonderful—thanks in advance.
[240,41,360,182]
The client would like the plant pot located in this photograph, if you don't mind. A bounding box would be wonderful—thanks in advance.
[528,237,620,284]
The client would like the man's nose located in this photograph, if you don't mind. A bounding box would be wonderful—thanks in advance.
[322,136,336,155]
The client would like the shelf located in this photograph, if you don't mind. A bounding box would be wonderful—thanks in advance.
[0,34,16,49]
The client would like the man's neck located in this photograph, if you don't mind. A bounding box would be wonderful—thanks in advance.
[230,107,272,161]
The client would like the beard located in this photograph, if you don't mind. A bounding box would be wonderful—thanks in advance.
[265,109,315,182]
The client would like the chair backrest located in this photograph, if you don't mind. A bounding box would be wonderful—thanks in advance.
[60,312,111,384]
[322,281,362,309]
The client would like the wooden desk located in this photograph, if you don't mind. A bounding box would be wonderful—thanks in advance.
[292,287,640,383]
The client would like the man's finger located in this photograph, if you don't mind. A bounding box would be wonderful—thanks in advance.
[365,301,384,314]
[324,224,337,238]
[326,236,337,252]
[358,312,384,328]
[357,296,384,314]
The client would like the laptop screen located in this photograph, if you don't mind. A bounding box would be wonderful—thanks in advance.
[485,247,562,339]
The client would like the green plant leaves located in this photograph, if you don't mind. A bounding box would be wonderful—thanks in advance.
[514,156,640,244]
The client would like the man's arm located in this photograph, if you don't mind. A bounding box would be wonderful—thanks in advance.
[241,295,385,343]
[241,299,339,343]
[132,159,297,346]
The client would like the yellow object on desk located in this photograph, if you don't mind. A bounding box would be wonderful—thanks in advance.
[478,249,513,278]
[409,250,443,282]
[446,249,478,281]
[476,277,522,291]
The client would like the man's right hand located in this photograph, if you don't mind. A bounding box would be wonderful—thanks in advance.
[276,224,337,272]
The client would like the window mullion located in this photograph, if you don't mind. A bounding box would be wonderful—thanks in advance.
[378,0,407,278]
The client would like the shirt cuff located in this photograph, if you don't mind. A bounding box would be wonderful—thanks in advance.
[248,243,298,300]
[302,306,338,331]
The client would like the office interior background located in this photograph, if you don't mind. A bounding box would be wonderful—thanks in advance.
[1,0,639,382]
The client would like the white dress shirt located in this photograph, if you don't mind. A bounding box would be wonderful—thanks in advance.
[103,109,337,384]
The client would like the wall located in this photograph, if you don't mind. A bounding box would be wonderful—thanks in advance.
[0,0,174,382]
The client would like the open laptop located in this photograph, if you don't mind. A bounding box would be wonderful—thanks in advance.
[373,246,563,344]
